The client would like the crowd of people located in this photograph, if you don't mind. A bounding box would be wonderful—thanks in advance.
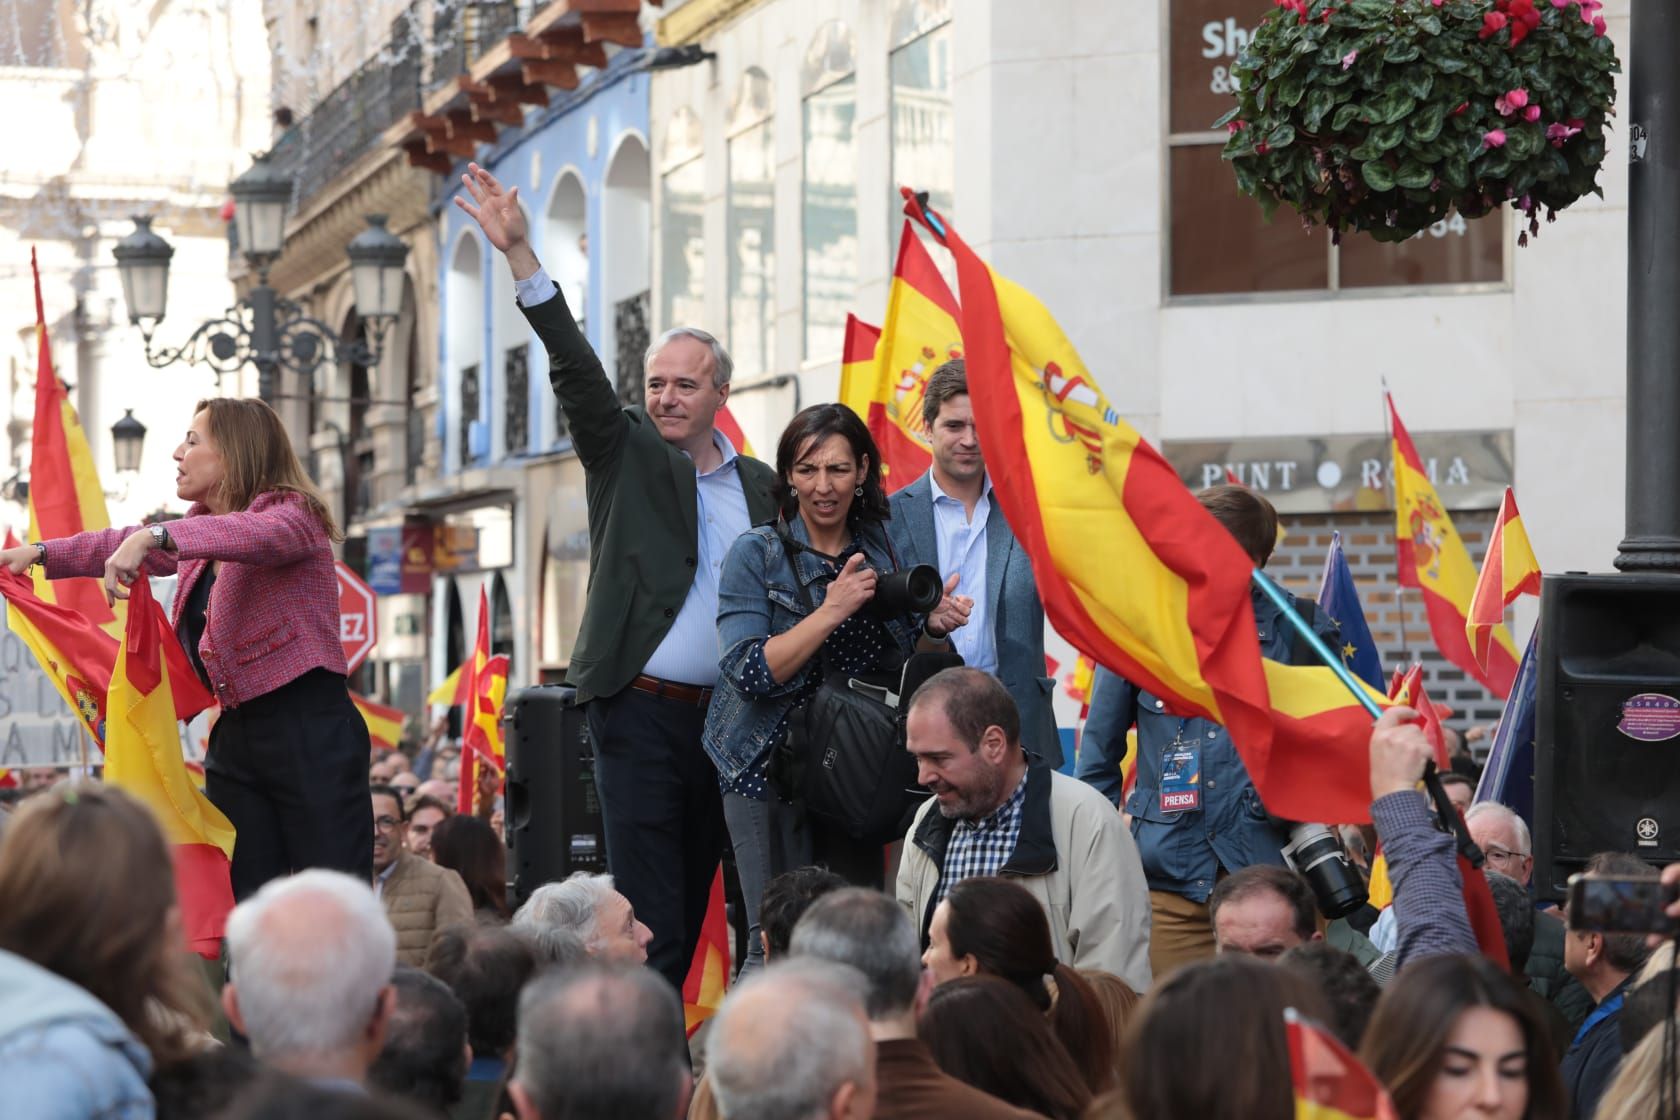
[0,158,1673,1119]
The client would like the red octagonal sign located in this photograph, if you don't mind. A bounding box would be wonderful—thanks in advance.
[336,561,378,673]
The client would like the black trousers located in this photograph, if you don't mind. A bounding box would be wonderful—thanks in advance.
[586,687,728,991]
[205,668,373,900]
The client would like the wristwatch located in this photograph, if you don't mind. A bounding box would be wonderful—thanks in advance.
[148,524,172,551]
[30,542,44,567]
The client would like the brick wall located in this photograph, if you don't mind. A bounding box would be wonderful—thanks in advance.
[1267,511,1507,730]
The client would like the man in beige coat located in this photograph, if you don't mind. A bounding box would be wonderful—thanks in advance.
[896,668,1152,992]
[372,785,473,966]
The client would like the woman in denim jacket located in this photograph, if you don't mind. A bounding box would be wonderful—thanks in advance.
[705,403,970,974]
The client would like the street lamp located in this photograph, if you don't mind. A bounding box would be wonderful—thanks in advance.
[109,410,147,473]
[112,152,410,403]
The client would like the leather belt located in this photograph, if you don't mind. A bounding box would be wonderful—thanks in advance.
[629,673,714,707]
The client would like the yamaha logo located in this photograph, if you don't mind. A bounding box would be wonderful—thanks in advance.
[1636,817,1660,844]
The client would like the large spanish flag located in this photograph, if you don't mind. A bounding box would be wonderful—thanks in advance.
[904,192,1388,824]
[1466,486,1541,673]
[1286,1009,1399,1120]
[838,224,957,492]
[105,575,235,958]
[1389,396,1518,697]
[26,250,118,630]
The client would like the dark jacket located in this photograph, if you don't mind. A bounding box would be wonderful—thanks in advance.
[1076,581,1339,902]
[1561,977,1632,1120]
[522,287,777,701]
[1527,909,1594,1031]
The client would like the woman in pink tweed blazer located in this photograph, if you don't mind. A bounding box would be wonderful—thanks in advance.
[2,397,372,898]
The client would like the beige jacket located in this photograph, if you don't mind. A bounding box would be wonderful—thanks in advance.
[379,852,474,967]
[896,766,1153,992]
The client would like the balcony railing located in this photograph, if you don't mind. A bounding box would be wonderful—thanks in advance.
[429,0,520,94]
[614,291,651,410]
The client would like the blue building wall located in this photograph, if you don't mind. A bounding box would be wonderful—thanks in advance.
[436,56,650,472]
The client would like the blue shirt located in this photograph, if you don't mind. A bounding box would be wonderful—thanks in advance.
[928,471,996,674]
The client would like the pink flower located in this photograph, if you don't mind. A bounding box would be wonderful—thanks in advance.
[1578,0,1604,21]
[1550,0,1568,7]
[1547,121,1582,146]
[1593,14,1607,35]
[1227,119,1248,133]
[1256,141,1271,155]
[1341,48,1358,70]
[1524,104,1542,122]
[1480,10,1508,37]
[1432,0,1443,5]
[1451,101,1470,116]
[1495,88,1529,116]
[1483,129,1508,148]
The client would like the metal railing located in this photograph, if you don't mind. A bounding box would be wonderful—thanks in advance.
[429,0,520,93]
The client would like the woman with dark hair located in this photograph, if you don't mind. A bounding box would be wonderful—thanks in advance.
[918,976,1092,1120]
[1118,954,1332,1120]
[1360,954,1566,1120]
[0,783,218,1117]
[431,814,510,920]
[0,398,369,898]
[704,403,968,974]
[922,876,1116,1094]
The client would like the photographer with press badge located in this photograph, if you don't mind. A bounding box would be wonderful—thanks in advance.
[1077,484,1365,980]
[704,404,970,974]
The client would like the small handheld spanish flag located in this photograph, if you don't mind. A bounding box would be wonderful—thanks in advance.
[1286,1008,1398,1120]
[1466,487,1542,673]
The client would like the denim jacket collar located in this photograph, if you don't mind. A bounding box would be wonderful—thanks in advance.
[776,515,892,590]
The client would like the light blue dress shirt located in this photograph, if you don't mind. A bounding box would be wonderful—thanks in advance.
[514,266,558,307]
[928,471,996,674]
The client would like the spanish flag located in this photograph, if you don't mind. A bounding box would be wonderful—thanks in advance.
[1389,396,1518,697]
[1466,487,1541,673]
[0,556,212,746]
[905,192,1389,825]
[427,662,467,707]
[1391,663,1450,769]
[25,250,118,631]
[682,867,730,1036]
[714,403,757,459]
[105,575,235,958]
[458,585,509,814]
[352,691,407,752]
[838,224,956,492]
[1286,1008,1398,1120]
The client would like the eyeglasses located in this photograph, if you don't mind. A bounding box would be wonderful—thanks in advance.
[374,815,403,832]
[1482,845,1530,864]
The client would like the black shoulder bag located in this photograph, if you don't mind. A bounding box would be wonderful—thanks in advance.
[764,522,961,845]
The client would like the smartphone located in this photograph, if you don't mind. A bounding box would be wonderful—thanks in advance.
[1565,873,1680,936]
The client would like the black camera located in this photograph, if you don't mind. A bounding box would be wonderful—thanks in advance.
[869,563,943,619]
[1282,823,1369,920]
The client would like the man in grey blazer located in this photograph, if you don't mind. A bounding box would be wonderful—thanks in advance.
[887,360,1063,768]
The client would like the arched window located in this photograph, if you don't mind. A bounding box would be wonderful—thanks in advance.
[728,68,775,379]
[489,572,514,663]
[802,21,858,362]
[447,231,486,470]
[659,107,706,336]
[604,135,652,407]
[543,171,589,444]
[490,201,536,459]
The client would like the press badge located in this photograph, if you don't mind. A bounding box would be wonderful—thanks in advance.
[1158,738,1202,814]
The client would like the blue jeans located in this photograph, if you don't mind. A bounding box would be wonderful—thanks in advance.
[722,791,812,976]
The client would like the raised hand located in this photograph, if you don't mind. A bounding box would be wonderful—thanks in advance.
[453,162,529,254]
[926,572,973,639]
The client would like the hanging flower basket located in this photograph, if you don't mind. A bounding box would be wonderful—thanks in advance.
[1216,0,1620,244]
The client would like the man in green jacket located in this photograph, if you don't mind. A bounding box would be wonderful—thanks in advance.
[457,163,777,989]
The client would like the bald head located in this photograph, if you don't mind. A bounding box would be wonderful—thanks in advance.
[708,960,876,1120]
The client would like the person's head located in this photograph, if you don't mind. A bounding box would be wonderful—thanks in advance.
[643,326,732,455]
[18,765,60,792]
[370,784,408,875]
[0,783,211,1064]
[1564,852,1657,1000]
[918,976,1093,1120]
[708,959,876,1120]
[788,887,922,1023]
[388,772,419,800]
[510,962,692,1120]
[1439,772,1475,817]
[1596,1015,1680,1120]
[430,813,508,918]
[150,1045,260,1120]
[215,1073,423,1120]
[921,360,983,488]
[415,779,455,808]
[180,397,340,537]
[1122,954,1332,1120]
[1278,942,1382,1050]
[1360,953,1565,1120]
[771,403,890,533]
[1483,871,1536,974]
[1196,483,1279,567]
[423,922,537,1064]
[759,866,847,963]
[367,967,469,1116]
[406,795,451,860]
[223,870,397,1079]
[509,871,652,965]
[1443,725,1470,761]
[1209,864,1321,959]
[905,667,1025,820]
[1465,803,1534,887]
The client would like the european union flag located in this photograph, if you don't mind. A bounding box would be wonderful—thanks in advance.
[1316,532,1385,691]
[1474,626,1539,827]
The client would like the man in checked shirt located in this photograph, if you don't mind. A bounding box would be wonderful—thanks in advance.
[895,667,1153,992]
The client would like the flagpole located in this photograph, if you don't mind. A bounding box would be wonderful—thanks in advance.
[1251,570,1383,718]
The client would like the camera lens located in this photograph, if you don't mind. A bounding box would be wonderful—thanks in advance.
[1284,823,1369,920]
[872,564,944,616]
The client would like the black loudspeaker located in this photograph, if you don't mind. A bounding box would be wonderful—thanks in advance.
[1534,572,1680,899]
[503,685,607,908]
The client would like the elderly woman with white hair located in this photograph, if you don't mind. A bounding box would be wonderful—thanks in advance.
[510,872,654,966]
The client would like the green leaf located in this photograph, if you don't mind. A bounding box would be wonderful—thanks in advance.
[1267,124,1297,151]
[1384,42,1422,65]
[1415,13,1443,35]
[1212,106,1242,129]
[1332,102,1363,131]
[1409,102,1446,144]
[1395,162,1434,189]
[1350,137,1385,161]
[1477,151,1513,179]
[1278,74,1307,107]
[1302,87,1336,131]
[1361,160,1397,191]
[1442,154,1470,189]
[1402,68,1435,101]
[1384,94,1418,124]
[1435,55,1470,74]
[1372,121,1409,151]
